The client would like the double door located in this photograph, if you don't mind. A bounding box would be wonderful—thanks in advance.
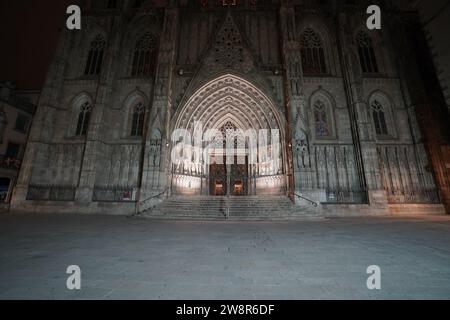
[209,156,248,196]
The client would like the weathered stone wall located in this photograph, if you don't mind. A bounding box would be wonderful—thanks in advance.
[9,0,446,215]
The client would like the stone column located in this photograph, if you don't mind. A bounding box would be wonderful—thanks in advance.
[336,12,387,212]
[140,7,178,203]
[75,17,121,203]
[227,164,231,196]
[279,3,299,202]
[10,28,73,208]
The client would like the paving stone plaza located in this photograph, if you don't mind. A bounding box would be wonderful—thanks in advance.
[0,213,449,299]
[2,0,450,305]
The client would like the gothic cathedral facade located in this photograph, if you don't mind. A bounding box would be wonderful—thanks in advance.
[10,0,447,215]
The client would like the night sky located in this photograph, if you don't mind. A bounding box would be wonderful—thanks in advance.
[0,0,73,90]
[0,0,414,91]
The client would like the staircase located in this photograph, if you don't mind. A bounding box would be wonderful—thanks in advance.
[139,195,323,221]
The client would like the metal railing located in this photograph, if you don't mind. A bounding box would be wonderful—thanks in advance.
[293,193,319,207]
[134,187,169,216]
[324,187,368,204]
[0,156,21,169]
[26,185,76,201]
[93,185,136,202]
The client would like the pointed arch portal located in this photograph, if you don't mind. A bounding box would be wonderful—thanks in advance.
[170,74,287,196]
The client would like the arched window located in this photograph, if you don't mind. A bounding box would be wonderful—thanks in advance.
[131,32,157,77]
[130,103,145,136]
[371,100,388,135]
[300,28,327,75]
[313,99,331,137]
[75,102,92,136]
[356,31,378,74]
[84,35,106,76]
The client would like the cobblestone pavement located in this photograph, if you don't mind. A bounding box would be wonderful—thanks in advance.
[0,213,449,299]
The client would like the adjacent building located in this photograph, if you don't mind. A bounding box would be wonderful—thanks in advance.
[412,0,450,113]
[0,82,37,206]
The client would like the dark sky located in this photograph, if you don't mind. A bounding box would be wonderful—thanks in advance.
[0,0,415,91]
[0,0,73,90]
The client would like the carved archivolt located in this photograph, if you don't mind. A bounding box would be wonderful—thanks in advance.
[173,74,284,137]
[170,74,286,178]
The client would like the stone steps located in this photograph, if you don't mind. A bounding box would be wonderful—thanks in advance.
[140,196,323,221]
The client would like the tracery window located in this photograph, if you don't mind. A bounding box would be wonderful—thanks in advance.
[371,100,388,135]
[356,31,379,73]
[75,102,92,136]
[131,32,157,77]
[130,103,145,137]
[220,121,238,137]
[220,121,240,148]
[84,35,106,76]
[313,99,331,137]
[300,28,327,75]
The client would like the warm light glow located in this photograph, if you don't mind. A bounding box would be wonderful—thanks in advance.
[255,175,285,194]
[172,175,201,194]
